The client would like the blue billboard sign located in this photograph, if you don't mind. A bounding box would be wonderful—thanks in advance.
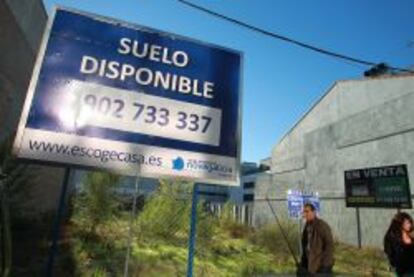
[13,7,242,185]
[287,190,320,219]
[287,191,303,219]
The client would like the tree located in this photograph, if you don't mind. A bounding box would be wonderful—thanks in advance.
[74,171,120,234]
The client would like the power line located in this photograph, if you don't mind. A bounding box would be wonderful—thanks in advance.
[177,0,413,73]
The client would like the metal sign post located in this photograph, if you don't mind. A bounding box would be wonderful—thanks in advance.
[356,207,362,249]
[187,184,199,277]
[45,167,71,277]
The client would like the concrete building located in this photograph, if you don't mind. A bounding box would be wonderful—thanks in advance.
[0,0,67,217]
[0,0,46,139]
[254,74,414,247]
[221,162,271,225]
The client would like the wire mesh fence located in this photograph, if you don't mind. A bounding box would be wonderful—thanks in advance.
[62,171,301,276]
[3,167,393,276]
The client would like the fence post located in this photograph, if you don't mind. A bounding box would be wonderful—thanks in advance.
[186,184,199,277]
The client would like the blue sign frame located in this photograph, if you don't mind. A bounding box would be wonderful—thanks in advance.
[13,7,243,185]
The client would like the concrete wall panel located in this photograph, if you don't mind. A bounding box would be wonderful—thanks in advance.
[261,75,414,247]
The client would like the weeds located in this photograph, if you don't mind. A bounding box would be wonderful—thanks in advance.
[65,175,389,276]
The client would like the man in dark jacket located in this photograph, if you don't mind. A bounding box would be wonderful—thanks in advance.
[299,203,334,276]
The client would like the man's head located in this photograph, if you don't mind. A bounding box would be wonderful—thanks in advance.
[302,203,317,222]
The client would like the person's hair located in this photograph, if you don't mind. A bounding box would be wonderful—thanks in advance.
[385,212,413,243]
[303,202,316,212]
[384,212,414,266]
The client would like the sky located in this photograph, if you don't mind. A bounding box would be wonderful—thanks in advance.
[43,0,414,163]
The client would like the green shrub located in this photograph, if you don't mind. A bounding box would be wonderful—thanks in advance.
[90,267,108,277]
[73,171,120,234]
[135,179,218,249]
[135,179,192,242]
[250,221,300,258]
[66,176,391,276]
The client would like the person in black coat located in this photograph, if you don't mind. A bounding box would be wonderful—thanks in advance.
[384,212,414,276]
